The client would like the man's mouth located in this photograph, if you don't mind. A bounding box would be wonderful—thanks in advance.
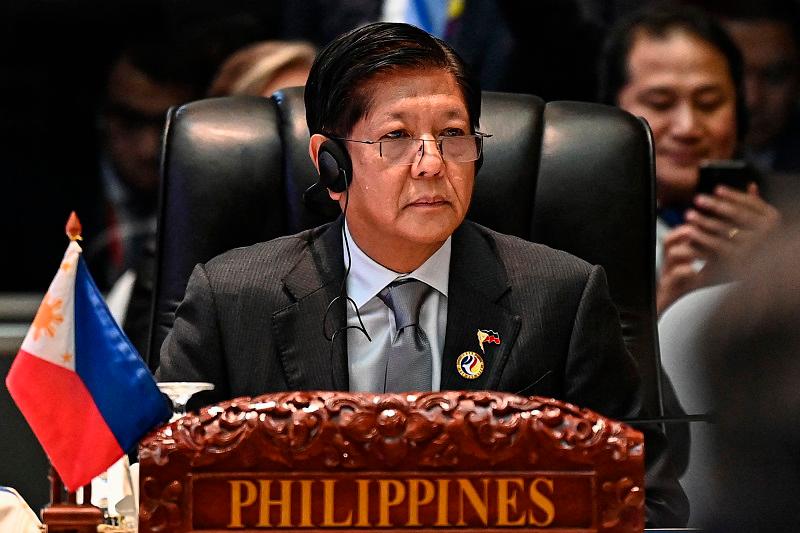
[408,196,449,207]
[662,149,706,167]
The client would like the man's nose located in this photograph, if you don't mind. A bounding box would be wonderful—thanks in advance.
[413,138,444,176]
[670,104,703,139]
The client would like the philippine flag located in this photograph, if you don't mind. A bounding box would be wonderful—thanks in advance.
[5,241,170,491]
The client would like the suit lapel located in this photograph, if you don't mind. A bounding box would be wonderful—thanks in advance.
[272,220,349,391]
[440,223,521,391]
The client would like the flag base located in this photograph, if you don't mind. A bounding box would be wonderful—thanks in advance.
[41,465,103,533]
[41,503,103,532]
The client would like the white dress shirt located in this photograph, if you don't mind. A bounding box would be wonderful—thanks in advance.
[343,222,450,392]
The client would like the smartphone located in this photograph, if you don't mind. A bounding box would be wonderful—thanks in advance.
[696,160,752,195]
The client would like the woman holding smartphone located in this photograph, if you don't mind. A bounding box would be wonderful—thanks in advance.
[599,3,781,315]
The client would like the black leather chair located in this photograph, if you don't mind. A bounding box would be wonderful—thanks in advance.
[149,87,664,413]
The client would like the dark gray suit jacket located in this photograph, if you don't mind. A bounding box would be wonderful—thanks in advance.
[158,219,688,527]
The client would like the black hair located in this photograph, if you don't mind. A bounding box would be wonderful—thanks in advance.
[598,1,748,140]
[304,22,480,137]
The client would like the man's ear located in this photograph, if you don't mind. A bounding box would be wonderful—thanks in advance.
[308,133,344,202]
[308,133,327,172]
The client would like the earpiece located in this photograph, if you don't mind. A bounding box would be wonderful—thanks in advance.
[317,139,352,193]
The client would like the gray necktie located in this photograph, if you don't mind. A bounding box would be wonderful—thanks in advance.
[378,279,433,392]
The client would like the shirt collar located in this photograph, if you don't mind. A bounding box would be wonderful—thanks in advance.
[343,221,451,309]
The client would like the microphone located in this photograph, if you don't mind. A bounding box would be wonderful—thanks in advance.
[302,181,342,218]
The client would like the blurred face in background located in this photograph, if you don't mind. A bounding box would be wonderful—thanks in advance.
[102,57,195,195]
[618,29,737,207]
[723,19,799,151]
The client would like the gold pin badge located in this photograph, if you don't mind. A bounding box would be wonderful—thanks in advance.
[456,351,484,379]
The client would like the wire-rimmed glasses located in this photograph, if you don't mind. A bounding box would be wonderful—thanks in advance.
[330,132,491,165]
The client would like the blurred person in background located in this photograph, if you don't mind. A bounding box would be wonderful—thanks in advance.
[699,0,800,222]
[698,223,800,532]
[121,38,317,361]
[95,17,266,358]
[599,2,781,316]
[92,39,201,287]
[706,0,800,177]
[600,5,785,523]
[208,40,316,97]
[90,17,263,289]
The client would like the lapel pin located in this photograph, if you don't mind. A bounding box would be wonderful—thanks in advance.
[457,351,484,379]
[477,329,501,354]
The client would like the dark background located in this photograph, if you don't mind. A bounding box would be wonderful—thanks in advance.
[0,0,285,292]
[0,0,625,293]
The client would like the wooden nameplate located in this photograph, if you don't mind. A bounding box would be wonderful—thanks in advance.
[139,391,644,531]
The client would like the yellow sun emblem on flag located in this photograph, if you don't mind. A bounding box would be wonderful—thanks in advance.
[32,292,64,341]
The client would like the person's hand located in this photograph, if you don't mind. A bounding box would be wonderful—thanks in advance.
[657,183,781,314]
[657,225,709,315]
[687,183,781,272]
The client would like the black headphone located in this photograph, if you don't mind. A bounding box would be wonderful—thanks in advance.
[315,135,485,194]
[317,138,352,193]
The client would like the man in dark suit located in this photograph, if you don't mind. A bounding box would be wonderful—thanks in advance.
[158,22,687,527]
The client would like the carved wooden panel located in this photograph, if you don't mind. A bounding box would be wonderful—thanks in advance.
[139,391,644,531]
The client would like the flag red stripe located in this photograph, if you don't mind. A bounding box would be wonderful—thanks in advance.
[6,349,123,491]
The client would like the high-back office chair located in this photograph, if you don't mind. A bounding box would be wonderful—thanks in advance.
[149,87,663,413]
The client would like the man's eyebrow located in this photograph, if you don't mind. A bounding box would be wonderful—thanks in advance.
[381,109,468,120]
[637,87,674,97]
[692,84,725,96]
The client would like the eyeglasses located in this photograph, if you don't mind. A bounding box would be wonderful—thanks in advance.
[328,133,492,165]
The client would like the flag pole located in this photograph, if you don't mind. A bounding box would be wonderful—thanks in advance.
[48,465,63,507]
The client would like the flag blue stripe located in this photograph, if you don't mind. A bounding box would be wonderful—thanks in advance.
[74,257,170,450]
